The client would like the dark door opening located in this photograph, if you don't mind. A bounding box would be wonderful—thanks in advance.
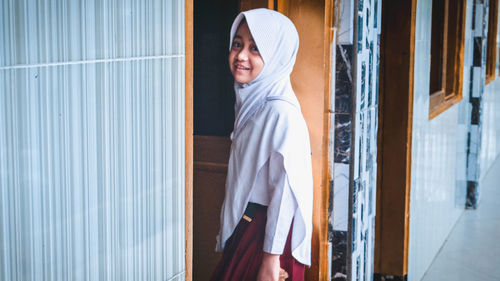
[192,1,239,279]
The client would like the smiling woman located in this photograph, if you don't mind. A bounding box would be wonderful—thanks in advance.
[193,1,335,280]
[228,19,265,84]
[211,8,313,281]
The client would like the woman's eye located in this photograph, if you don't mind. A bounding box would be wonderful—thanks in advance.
[251,46,259,52]
[232,42,242,48]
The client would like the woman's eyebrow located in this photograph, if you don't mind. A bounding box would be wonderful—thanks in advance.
[233,34,255,42]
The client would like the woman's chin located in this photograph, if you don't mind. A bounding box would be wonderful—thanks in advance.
[234,76,252,84]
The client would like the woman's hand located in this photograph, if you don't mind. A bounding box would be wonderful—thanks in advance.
[257,252,281,281]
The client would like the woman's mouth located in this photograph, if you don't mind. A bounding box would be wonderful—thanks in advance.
[235,64,250,71]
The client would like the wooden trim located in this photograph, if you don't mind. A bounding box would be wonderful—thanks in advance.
[429,91,463,120]
[320,1,334,280]
[403,0,417,273]
[429,0,449,94]
[193,161,228,173]
[275,1,333,279]
[193,135,232,174]
[375,0,417,276]
[277,0,290,14]
[446,0,466,97]
[240,0,274,10]
[192,135,231,279]
[442,0,449,92]
[184,0,193,280]
[193,135,232,163]
[486,0,499,83]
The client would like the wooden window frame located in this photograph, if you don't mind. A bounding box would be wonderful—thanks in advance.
[428,0,466,120]
[486,0,499,83]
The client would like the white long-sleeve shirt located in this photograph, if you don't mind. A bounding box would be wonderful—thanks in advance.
[249,152,298,255]
[216,98,313,266]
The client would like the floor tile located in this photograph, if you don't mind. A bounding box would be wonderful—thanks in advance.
[420,156,500,281]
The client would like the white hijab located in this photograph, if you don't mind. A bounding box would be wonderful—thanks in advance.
[216,8,313,266]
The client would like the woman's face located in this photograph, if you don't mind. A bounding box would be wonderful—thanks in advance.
[228,21,264,84]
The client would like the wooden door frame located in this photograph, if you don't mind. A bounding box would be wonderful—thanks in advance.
[185,0,193,280]
[242,1,334,279]
[186,0,334,279]
[375,0,417,278]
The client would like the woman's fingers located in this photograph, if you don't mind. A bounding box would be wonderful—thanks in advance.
[257,253,281,281]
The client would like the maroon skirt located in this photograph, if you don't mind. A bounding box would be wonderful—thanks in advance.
[210,204,305,281]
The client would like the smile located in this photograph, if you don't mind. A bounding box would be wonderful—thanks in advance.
[235,65,250,70]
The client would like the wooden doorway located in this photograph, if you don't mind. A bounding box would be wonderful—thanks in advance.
[192,1,334,280]
[374,0,417,278]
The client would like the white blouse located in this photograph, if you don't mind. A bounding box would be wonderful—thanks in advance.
[215,98,313,266]
[249,152,298,255]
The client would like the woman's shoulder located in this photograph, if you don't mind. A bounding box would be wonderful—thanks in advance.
[262,97,303,120]
[257,99,309,133]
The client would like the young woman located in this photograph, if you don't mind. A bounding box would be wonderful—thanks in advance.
[210,8,313,281]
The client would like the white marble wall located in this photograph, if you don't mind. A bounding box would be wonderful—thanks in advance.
[407,0,473,280]
[331,0,381,280]
[480,78,500,179]
[480,1,500,183]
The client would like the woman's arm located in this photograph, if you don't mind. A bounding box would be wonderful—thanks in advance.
[263,152,297,254]
[257,152,298,281]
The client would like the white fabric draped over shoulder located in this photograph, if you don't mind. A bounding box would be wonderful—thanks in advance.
[215,8,314,266]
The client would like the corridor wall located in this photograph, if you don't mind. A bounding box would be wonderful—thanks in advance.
[479,0,500,191]
[462,0,500,209]
[0,1,187,280]
[407,0,472,280]
[480,81,500,179]
[374,0,498,280]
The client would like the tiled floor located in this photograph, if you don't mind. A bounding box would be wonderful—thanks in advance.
[421,157,500,281]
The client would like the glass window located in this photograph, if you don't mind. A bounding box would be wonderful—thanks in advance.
[428,0,466,119]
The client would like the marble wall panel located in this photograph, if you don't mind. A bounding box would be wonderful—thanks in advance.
[331,2,356,279]
[332,0,493,279]
[471,0,500,206]
[466,0,488,209]
[331,0,380,280]
[333,163,350,232]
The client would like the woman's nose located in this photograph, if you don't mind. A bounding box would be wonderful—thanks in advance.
[236,48,249,61]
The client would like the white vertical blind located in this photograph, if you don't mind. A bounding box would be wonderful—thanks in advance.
[0,1,185,281]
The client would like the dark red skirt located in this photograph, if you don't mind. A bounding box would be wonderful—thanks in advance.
[210,205,305,281]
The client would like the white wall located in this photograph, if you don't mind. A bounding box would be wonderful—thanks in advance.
[480,79,500,181]
[0,1,186,280]
[407,0,473,280]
